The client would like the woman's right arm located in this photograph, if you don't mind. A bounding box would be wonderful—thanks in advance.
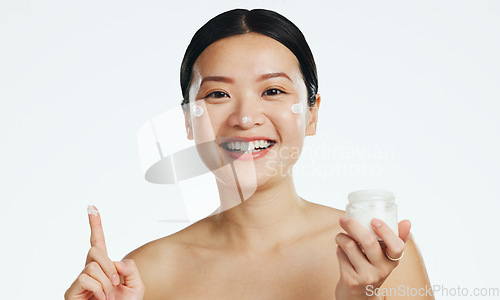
[64,206,145,300]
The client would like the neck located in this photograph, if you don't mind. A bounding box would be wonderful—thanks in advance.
[212,173,310,253]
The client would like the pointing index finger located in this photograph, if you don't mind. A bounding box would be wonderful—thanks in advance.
[87,205,108,254]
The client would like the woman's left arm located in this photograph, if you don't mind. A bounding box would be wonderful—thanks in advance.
[335,217,434,300]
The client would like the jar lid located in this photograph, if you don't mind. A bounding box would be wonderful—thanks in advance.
[347,189,395,203]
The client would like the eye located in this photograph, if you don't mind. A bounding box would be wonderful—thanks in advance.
[205,91,229,99]
[263,88,286,96]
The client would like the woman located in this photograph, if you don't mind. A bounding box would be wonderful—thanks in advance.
[65,8,433,300]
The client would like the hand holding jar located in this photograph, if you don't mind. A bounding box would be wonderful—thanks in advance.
[335,190,412,299]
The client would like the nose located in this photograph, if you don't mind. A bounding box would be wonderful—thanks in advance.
[227,95,266,129]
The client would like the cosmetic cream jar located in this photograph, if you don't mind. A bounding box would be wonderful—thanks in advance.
[346,189,399,241]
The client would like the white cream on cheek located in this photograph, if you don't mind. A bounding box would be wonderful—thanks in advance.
[188,68,204,118]
[291,102,303,114]
[189,66,309,134]
[187,68,220,144]
[288,73,308,128]
[193,104,204,117]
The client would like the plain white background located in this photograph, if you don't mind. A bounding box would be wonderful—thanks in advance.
[1,0,499,298]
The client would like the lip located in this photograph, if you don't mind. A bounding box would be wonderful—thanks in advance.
[219,136,277,144]
[219,136,277,161]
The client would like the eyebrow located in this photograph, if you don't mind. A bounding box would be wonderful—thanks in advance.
[200,72,292,86]
[258,72,292,82]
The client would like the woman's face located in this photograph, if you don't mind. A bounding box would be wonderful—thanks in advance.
[183,33,320,193]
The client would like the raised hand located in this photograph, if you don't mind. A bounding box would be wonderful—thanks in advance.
[335,216,411,299]
[65,206,145,300]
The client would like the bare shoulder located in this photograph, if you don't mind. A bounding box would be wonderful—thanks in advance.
[303,200,346,227]
[381,234,434,299]
[122,219,211,299]
[292,201,346,246]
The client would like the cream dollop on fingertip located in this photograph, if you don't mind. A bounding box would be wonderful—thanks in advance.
[87,205,99,216]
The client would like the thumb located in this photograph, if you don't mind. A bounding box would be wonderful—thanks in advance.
[398,219,412,243]
[114,259,144,290]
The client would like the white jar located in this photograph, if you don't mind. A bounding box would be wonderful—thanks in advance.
[346,189,399,241]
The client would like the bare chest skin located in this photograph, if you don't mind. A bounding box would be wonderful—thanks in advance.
[177,239,340,299]
[146,205,344,300]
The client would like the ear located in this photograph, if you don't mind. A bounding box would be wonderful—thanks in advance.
[305,94,321,136]
[182,104,194,140]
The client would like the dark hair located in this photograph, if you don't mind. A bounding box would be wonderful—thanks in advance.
[180,8,318,110]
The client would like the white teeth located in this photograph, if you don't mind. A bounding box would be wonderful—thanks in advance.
[223,139,274,153]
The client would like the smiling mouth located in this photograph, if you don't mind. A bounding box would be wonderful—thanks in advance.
[220,139,276,154]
